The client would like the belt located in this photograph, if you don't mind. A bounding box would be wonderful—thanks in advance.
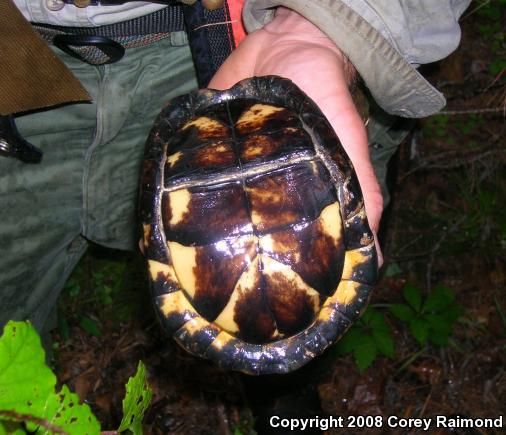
[33,6,185,65]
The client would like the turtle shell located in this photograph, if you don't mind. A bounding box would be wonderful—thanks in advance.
[140,76,377,375]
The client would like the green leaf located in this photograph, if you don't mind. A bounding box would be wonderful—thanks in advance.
[41,385,100,435]
[423,285,454,312]
[409,318,430,345]
[389,304,415,322]
[428,332,449,347]
[0,321,100,435]
[425,314,452,336]
[360,307,374,324]
[0,421,25,435]
[403,283,422,312]
[443,304,462,323]
[118,361,152,434]
[368,309,389,331]
[489,59,506,76]
[353,334,377,372]
[57,316,71,344]
[0,321,55,416]
[78,316,101,337]
[372,329,395,358]
[334,328,363,355]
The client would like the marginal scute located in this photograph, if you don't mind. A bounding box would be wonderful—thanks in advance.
[341,242,375,281]
[334,280,359,305]
[210,330,235,351]
[148,259,179,288]
[179,316,211,335]
[142,223,151,250]
[158,290,196,318]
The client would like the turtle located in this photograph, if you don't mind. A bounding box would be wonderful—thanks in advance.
[139,76,377,375]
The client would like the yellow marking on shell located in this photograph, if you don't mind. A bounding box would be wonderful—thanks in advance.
[158,290,196,317]
[316,280,360,322]
[319,202,343,245]
[148,259,178,284]
[242,143,265,159]
[182,116,226,132]
[236,104,284,127]
[167,241,197,298]
[166,151,183,167]
[261,255,320,312]
[210,330,235,351]
[246,186,284,228]
[246,186,283,203]
[341,243,374,280]
[168,189,191,226]
[214,256,261,334]
[200,90,215,98]
[142,223,151,249]
[182,316,210,335]
[259,234,301,263]
[334,280,359,305]
[316,303,335,322]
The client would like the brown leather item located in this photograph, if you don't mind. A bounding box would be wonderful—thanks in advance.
[0,0,90,116]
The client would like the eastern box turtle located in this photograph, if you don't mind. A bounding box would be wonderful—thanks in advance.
[140,76,377,375]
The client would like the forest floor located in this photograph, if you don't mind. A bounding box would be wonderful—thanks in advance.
[52,1,506,433]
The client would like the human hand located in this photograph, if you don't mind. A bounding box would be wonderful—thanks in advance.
[209,7,384,266]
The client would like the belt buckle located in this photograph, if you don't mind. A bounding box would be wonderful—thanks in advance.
[53,34,125,64]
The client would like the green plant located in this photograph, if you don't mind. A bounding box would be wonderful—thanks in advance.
[0,321,152,435]
[389,283,461,347]
[334,307,395,372]
[426,114,449,138]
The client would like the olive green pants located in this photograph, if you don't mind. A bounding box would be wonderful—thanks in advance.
[0,32,412,336]
[0,33,198,333]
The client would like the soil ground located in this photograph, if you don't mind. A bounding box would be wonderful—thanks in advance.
[52,2,506,433]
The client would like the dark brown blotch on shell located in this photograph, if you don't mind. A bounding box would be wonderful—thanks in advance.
[140,159,158,193]
[151,270,180,296]
[264,272,318,335]
[340,171,363,219]
[164,140,238,184]
[162,182,252,245]
[263,215,344,296]
[239,128,314,165]
[246,161,337,234]
[144,222,169,263]
[233,271,276,344]
[195,141,236,167]
[192,239,257,321]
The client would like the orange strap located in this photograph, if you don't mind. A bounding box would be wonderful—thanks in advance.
[226,0,246,47]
